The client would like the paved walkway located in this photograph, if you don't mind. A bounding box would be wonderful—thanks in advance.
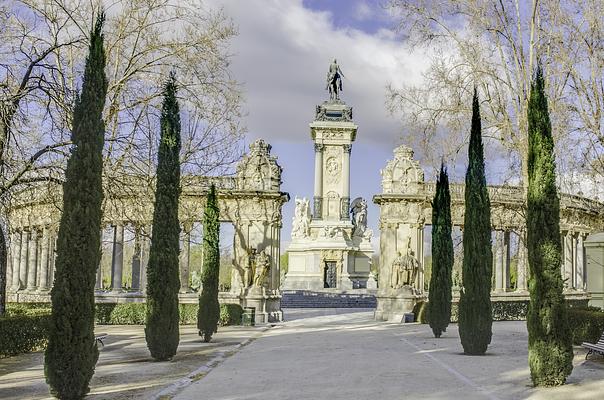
[0,325,265,400]
[174,311,604,400]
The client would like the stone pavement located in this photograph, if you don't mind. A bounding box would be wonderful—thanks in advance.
[173,310,604,400]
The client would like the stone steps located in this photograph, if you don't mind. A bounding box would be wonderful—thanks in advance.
[281,290,376,309]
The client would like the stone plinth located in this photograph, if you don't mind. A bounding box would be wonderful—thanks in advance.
[242,286,283,324]
[374,286,426,322]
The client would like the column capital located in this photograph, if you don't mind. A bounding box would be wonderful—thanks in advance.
[314,143,324,152]
[343,144,352,154]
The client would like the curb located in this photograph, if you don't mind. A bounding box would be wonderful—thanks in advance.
[151,326,271,400]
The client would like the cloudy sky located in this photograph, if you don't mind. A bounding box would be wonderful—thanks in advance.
[206,0,430,249]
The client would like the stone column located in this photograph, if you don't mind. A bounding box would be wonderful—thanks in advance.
[571,233,578,289]
[48,231,56,289]
[563,231,573,289]
[341,144,351,220]
[140,228,150,293]
[503,230,511,290]
[313,143,324,218]
[26,229,38,291]
[494,230,504,292]
[576,233,586,291]
[131,226,142,292]
[418,225,425,292]
[18,230,29,290]
[515,230,528,291]
[179,224,192,293]
[11,231,22,290]
[37,227,50,291]
[111,224,124,292]
[6,233,13,294]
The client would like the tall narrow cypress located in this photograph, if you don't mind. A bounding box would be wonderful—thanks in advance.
[145,73,181,360]
[428,163,453,338]
[458,89,493,355]
[44,13,107,399]
[197,184,220,342]
[526,65,573,386]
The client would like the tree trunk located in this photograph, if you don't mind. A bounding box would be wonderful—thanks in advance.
[0,225,7,316]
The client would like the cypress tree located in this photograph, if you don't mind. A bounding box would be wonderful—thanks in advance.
[44,13,107,399]
[458,89,493,355]
[526,65,573,386]
[197,184,220,342]
[145,73,182,361]
[428,163,453,338]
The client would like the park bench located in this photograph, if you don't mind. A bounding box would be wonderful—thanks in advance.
[582,330,604,359]
[95,333,108,349]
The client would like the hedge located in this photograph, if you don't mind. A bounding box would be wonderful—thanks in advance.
[0,314,51,358]
[1,302,244,358]
[6,302,245,326]
[414,299,591,324]
[567,307,604,345]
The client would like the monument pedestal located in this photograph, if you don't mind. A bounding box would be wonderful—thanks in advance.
[374,286,426,322]
[242,287,282,324]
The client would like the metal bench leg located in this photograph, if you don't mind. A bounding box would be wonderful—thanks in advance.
[585,349,592,360]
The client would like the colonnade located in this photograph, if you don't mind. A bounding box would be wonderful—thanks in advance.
[8,227,56,292]
[489,229,588,292]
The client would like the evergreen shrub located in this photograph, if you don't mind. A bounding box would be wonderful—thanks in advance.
[458,89,493,355]
[145,73,182,361]
[567,308,604,345]
[0,314,51,358]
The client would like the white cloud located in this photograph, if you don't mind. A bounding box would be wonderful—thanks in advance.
[203,0,430,247]
[354,1,374,21]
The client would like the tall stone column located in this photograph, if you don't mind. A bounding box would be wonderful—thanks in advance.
[313,143,324,219]
[417,225,425,292]
[131,226,142,292]
[37,227,50,291]
[26,229,38,291]
[503,230,511,290]
[515,230,528,291]
[10,231,22,290]
[576,233,586,290]
[18,230,29,290]
[179,224,192,293]
[563,231,573,289]
[341,144,351,220]
[111,224,124,292]
[140,228,150,293]
[494,230,504,292]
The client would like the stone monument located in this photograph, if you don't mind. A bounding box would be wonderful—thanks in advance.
[283,61,374,290]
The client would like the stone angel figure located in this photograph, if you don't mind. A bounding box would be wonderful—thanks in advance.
[350,197,368,237]
[291,197,311,238]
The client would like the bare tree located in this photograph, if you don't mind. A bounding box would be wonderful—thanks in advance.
[387,0,603,195]
[0,0,244,313]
